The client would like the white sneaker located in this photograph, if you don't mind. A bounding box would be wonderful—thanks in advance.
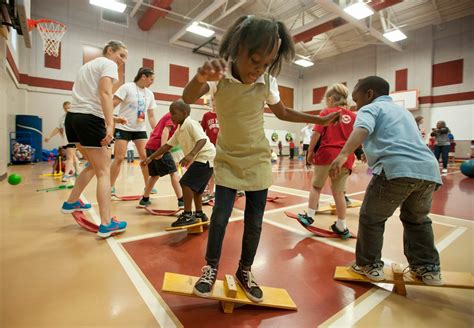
[441,168,448,175]
[410,265,443,286]
[351,262,385,281]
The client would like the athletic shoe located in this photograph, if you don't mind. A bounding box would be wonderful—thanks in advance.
[171,212,197,227]
[193,265,218,297]
[111,186,116,196]
[237,190,245,197]
[351,262,385,281]
[61,200,92,214]
[410,264,443,286]
[330,222,352,240]
[202,194,215,204]
[345,195,352,206]
[235,264,263,303]
[151,188,158,194]
[97,218,127,238]
[194,211,209,223]
[138,198,151,208]
[296,212,314,226]
[441,168,448,175]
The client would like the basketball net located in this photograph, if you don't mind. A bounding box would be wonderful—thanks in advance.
[28,19,67,57]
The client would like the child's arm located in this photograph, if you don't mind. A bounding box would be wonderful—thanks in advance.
[329,127,369,178]
[160,126,172,146]
[180,139,207,167]
[141,144,172,166]
[182,59,227,104]
[306,131,321,165]
[44,128,62,142]
[268,102,340,126]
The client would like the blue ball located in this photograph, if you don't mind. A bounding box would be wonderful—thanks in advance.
[460,160,474,178]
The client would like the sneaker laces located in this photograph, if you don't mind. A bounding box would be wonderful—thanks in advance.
[366,262,384,274]
[198,266,216,285]
[241,269,259,289]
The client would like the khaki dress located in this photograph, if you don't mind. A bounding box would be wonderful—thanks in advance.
[213,74,273,191]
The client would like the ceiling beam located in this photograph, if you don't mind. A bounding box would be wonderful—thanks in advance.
[211,0,248,25]
[169,0,226,44]
[130,0,143,18]
[316,0,402,51]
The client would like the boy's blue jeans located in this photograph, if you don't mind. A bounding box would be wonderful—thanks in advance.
[205,185,268,268]
[433,145,450,169]
[356,173,440,268]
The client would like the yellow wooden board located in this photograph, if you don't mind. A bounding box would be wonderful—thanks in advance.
[317,200,362,214]
[334,266,474,289]
[165,221,209,232]
[162,272,297,311]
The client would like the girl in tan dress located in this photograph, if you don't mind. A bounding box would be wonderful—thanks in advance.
[182,15,340,302]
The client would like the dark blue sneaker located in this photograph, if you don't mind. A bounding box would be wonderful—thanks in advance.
[296,213,314,227]
[97,218,127,238]
[330,222,352,240]
[61,200,92,214]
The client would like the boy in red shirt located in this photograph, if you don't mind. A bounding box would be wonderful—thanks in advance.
[200,98,219,199]
[289,140,295,159]
[298,84,356,239]
[139,112,184,208]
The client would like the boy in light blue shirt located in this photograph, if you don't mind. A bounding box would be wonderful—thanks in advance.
[329,76,443,286]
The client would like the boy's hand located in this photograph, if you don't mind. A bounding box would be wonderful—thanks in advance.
[196,59,227,83]
[320,111,341,126]
[44,137,50,142]
[140,158,151,167]
[179,154,194,168]
[329,154,348,178]
[306,151,314,166]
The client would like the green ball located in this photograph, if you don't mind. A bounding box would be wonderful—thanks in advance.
[8,173,22,185]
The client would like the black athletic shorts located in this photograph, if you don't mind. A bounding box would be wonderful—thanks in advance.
[62,143,76,149]
[180,161,213,194]
[114,129,147,141]
[65,112,106,148]
[146,150,177,177]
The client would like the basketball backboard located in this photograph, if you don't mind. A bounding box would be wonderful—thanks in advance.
[390,90,419,111]
[0,0,31,47]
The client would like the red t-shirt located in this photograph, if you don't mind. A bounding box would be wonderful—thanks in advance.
[146,112,176,151]
[289,141,295,149]
[313,107,356,170]
[201,111,219,145]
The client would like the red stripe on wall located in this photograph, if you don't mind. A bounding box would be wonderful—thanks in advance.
[142,58,154,70]
[432,59,463,87]
[153,92,204,105]
[44,45,61,69]
[169,64,189,88]
[395,68,407,91]
[419,92,474,104]
[6,47,20,81]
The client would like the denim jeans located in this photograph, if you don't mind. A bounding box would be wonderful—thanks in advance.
[205,185,268,268]
[433,145,450,169]
[356,173,440,268]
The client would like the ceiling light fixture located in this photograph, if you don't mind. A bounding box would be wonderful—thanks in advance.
[186,22,215,38]
[294,58,314,67]
[383,28,407,42]
[344,2,374,20]
[90,0,126,13]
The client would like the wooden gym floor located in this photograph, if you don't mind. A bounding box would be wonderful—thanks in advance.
[1,158,473,327]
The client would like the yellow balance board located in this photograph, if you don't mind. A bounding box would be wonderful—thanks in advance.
[162,272,297,311]
[317,200,362,214]
[165,220,209,233]
[334,265,474,289]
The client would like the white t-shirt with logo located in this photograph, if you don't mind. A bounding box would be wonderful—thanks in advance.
[69,57,118,119]
[114,82,157,132]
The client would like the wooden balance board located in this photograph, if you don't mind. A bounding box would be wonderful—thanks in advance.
[71,211,98,233]
[139,207,181,216]
[317,200,363,215]
[165,220,209,234]
[334,263,474,296]
[285,211,356,239]
[162,272,297,314]
[113,195,142,201]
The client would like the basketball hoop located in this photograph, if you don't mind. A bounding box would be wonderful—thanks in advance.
[28,19,67,57]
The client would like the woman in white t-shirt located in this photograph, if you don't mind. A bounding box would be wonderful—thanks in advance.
[44,101,80,181]
[110,67,157,194]
[61,40,128,238]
